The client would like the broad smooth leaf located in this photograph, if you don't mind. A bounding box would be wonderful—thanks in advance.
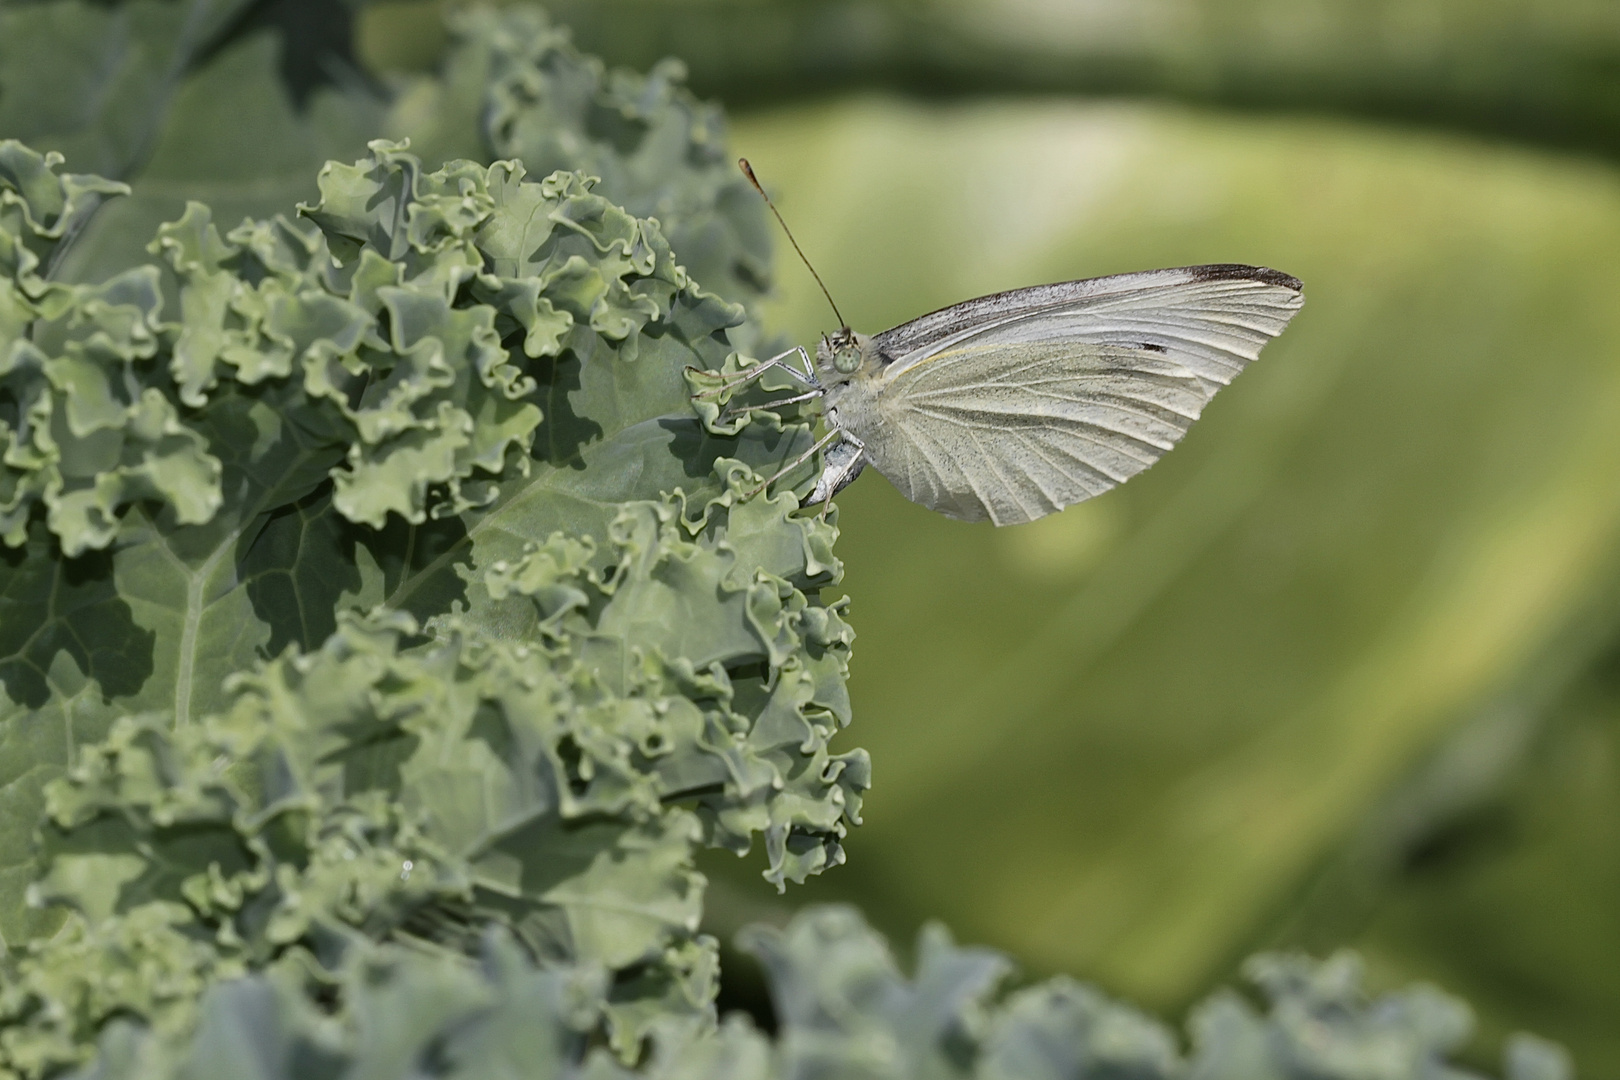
[0,0,253,181]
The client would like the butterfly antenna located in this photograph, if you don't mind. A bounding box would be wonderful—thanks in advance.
[739,158,847,329]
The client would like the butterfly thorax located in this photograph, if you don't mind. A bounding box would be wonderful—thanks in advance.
[814,328,884,388]
[813,328,891,476]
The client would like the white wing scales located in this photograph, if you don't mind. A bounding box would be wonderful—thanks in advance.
[843,265,1303,525]
[866,344,1212,523]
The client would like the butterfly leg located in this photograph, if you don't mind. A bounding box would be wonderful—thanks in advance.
[690,346,820,399]
[811,434,867,521]
[748,427,845,498]
[722,387,825,420]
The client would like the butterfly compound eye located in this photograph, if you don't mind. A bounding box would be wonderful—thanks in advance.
[832,345,862,374]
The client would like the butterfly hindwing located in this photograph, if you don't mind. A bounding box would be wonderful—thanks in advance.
[833,265,1303,524]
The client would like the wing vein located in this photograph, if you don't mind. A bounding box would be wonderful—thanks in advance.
[849,266,1301,523]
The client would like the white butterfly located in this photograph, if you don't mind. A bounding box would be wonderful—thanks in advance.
[698,263,1303,525]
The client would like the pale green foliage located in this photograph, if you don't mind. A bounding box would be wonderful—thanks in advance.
[0,142,196,554]
[0,124,861,1074]
[390,5,773,320]
[47,906,1572,1080]
[741,908,1569,1080]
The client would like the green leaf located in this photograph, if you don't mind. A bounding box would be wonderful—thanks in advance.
[386,6,774,323]
[0,140,129,290]
[0,127,861,1065]
[21,477,861,1063]
[0,125,842,975]
[0,0,253,182]
[39,904,1563,1080]
[49,29,384,289]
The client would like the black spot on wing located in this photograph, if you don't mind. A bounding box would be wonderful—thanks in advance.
[872,264,1303,364]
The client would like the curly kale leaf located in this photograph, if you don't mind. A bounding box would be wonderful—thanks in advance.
[0,125,842,959]
[0,100,861,1070]
[18,469,861,1068]
[741,908,1568,1080]
[388,5,774,319]
[44,906,1569,1080]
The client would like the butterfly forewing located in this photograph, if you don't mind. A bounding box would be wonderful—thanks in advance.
[875,265,1303,388]
[841,265,1303,525]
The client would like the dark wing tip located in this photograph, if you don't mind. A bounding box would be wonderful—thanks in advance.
[1185,264,1303,292]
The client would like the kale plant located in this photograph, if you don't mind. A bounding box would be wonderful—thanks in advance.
[0,117,868,1057]
[0,6,1574,1079]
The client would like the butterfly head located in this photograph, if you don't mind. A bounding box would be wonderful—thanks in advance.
[815,328,876,384]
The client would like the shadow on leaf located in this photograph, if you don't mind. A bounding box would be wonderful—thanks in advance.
[243,487,470,656]
[0,527,155,709]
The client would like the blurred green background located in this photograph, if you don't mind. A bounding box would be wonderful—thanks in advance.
[718,98,1620,1070]
[556,4,1620,1070]
[9,0,1620,1072]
